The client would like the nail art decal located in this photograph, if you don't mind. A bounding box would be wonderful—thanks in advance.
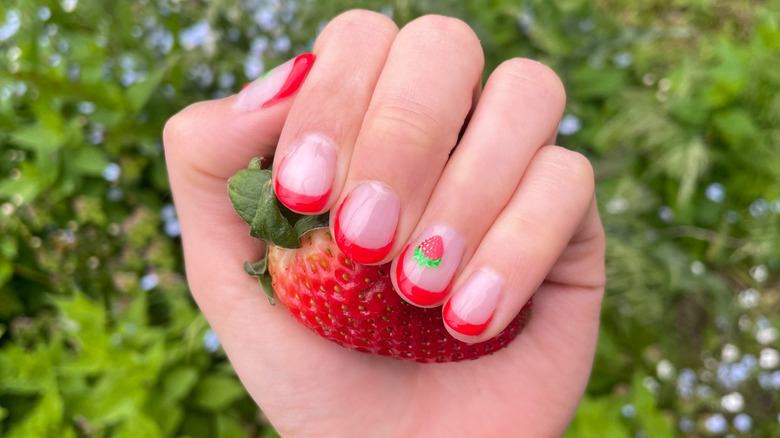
[413,236,444,268]
[275,133,338,213]
[234,53,315,112]
[334,181,400,264]
[393,224,465,307]
[443,269,502,336]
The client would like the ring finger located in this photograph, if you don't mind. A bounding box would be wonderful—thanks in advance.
[331,15,485,264]
[390,58,567,306]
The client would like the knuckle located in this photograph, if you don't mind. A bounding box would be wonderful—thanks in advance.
[367,99,441,148]
[540,146,595,194]
[491,58,566,113]
[319,9,398,43]
[162,103,199,151]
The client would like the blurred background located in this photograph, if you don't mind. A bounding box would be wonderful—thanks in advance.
[1,0,779,436]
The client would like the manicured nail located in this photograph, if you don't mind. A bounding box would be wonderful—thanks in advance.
[393,224,466,307]
[234,53,315,112]
[443,269,502,336]
[275,133,338,213]
[334,181,400,264]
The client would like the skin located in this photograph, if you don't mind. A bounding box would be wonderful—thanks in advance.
[163,10,605,438]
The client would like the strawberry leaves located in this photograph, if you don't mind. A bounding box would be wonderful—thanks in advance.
[229,158,330,303]
[243,258,275,305]
[228,158,328,249]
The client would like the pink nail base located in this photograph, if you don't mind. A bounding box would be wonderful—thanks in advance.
[334,199,394,264]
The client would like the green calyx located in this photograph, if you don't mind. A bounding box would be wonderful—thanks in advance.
[413,246,442,268]
[228,157,329,303]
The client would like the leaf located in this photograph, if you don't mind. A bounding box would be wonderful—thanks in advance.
[127,67,167,112]
[249,179,300,248]
[293,214,329,237]
[216,413,250,438]
[570,65,627,99]
[192,374,247,412]
[0,172,42,203]
[712,108,759,147]
[162,366,199,404]
[244,257,275,304]
[70,146,109,177]
[630,373,675,437]
[114,410,163,438]
[228,166,271,224]
[0,343,56,393]
[5,389,64,438]
[563,394,630,438]
[8,122,66,153]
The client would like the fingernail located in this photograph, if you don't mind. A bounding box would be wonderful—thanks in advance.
[443,269,502,336]
[393,224,466,307]
[275,133,338,213]
[234,53,315,112]
[334,181,400,264]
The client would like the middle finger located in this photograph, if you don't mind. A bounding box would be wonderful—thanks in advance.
[332,15,484,264]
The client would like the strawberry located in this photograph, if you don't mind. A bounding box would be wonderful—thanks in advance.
[229,159,532,363]
[413,235,444,268]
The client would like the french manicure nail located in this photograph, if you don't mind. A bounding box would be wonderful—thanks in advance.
[443,269,502,336]
[394,224,466,307]
[234,53,315,112]
[334,181,400,264]
[275,133,338,213]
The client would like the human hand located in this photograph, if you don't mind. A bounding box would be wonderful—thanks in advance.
[164,10,605,438]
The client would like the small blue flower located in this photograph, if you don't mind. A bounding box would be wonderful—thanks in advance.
[705,182,725,202]
[705,414,727,434]
[733,413,752,432]
[203,329,221,353]
[558,114,582,136]
[140,273,159,291]
[678,417,694,433]
[102,163,121,182]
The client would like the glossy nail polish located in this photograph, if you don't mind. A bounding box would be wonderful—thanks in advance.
[393,224,466,307]
[334,181,400,264]
[443,269,502,336]
[275,134,338,213]
[234,53,315,112]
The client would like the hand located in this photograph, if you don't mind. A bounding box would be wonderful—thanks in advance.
[164,10,605,438]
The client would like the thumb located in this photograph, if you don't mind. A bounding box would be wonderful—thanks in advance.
[163,54,315,320]
[164,53,315,186]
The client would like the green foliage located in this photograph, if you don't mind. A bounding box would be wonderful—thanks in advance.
[1,0,779,436]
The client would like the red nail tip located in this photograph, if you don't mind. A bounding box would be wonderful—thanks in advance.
[261,53,316,108]
[275,178,330,213]
[242,83,250,90]
[333,200,393,264]
[394,245,451,306]
[443,300,492,336]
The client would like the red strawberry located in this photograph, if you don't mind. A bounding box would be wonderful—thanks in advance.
[229,159,532,363]
[413,235,444,268]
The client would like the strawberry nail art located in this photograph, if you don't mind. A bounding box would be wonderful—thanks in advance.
[414,236,444,268]
[393,224,465,307]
